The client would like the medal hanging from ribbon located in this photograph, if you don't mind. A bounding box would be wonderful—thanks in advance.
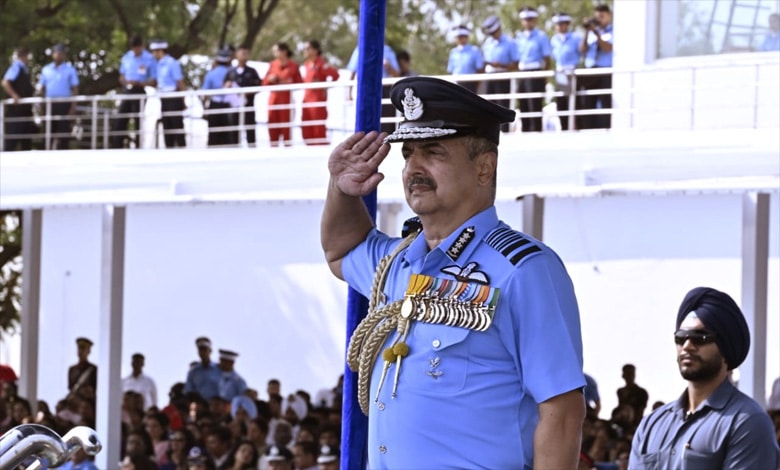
[401,273,499,332]
[374,273,500,402]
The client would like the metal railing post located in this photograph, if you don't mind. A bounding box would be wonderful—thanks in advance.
[510,74,518,113]
[239,93,246,147]
[0,101,5,152]
[91,97,98,149]
[689,68,696,130]
[752,63,760,129]
[44,99,52,150]
[568,72,577,131]
[629,70,636,129]
[103,108,109,149]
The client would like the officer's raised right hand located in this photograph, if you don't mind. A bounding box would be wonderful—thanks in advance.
[328,131,390,197]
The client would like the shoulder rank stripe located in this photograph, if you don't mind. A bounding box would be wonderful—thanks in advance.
[486,227,542,266]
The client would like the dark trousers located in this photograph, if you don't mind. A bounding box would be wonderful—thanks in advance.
[517,72,546,132]
[578,71,612,130]
[555,95,573,131]
[229,108,256,145]
[486,77,512,133]
[206,102,235,147]
[160,97,186,148]
[4,103,35,151]
[50,101,73,149]
[111,87,146,148]
[381,84,395,134]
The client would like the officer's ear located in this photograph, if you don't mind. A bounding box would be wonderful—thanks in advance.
[475,150,497,187]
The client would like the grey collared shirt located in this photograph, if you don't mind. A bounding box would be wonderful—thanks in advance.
[629,378,780,469]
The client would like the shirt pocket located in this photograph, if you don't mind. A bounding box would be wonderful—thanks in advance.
[402,324,471,394]
[682,449,722,470]
[629,452,659,469]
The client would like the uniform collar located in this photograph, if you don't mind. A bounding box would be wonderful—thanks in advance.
[402,206,499,265]
[674,376,735,417]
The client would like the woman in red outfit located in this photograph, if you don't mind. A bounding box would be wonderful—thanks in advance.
[262,42,303,146]
[301,40,340,145]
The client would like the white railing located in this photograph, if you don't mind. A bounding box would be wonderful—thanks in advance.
[1,58,778,151]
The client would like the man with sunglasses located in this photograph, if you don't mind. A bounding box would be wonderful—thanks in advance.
[629,287,779,469]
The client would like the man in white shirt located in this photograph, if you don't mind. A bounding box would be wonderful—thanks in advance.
[122,353,158,410]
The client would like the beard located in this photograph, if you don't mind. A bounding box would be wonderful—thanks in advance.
[678,351,724,382]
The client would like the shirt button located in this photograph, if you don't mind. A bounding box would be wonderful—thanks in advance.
[432,339,441,348]
[671,449,676,455]
[377,402,385,411]
[379,445,387,454]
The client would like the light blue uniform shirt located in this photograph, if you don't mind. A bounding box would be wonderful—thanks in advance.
[119,49,157,83]
[515,28,551,70]
[551,32,582,70]
[203,64,230,103]
[58,460,99,470]
[585,24,613,68]
[759,32,780,51]
[342,206,586,469]
[482,34,520,72]
[218,369,247,401]
[447,44,484,74]
[40,62,79,97]
[630,378,780,469]
[183,361,220,400]
[156,54,183,92]
[346,45,399,78]
[2,59,26,81]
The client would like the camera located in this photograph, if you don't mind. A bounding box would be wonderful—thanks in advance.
[583,17,599,29]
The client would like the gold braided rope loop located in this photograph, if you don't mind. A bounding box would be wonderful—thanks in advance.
[346,232,418,415]
[357,315,398,414]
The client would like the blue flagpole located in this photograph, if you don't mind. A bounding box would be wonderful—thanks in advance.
[341,1,386,469]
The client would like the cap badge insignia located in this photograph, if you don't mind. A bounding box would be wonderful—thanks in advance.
[402,88,423,121]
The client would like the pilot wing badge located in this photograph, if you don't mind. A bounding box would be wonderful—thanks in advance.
[441,261,490,285]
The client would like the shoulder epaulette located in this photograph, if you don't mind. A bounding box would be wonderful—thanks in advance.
[485,227,542,265]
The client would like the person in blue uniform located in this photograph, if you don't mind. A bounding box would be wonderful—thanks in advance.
[111,34,157,148]
[578,4,613,130]
[39,43,79,149]
[447,25,484,93]
[515,6,551,133]
[216,349,247,402]
[202,48,234,147]
[183,337,220,401]
[630,287,780,469]
[550,12,582,131]
[759,13,780,51]
[150,40,186,148]
[481,15,519,133]
[1,46,36,151]
[346,44,400,134]
[321,76,586,468]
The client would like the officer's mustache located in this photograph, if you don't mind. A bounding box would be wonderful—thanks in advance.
[407,176,436,190]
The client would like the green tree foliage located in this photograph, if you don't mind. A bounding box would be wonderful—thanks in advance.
[1,0,612,93]
[0,211,22,341]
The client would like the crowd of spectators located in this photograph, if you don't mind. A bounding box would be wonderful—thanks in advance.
[4,6,780,150]
[0,337,343,470]
[2,342,779,470]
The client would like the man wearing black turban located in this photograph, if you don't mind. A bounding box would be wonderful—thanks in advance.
[629,287,779,469]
